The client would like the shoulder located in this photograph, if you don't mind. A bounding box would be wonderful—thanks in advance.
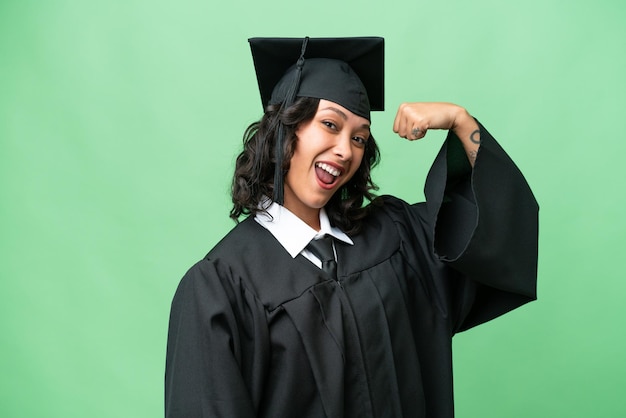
[172,219,267,305]
[207,216,267,260]
[364,195,431,232]
[191,217,326,310]
[339,195,432,272]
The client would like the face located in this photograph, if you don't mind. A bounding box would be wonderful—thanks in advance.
[283,99,371,225]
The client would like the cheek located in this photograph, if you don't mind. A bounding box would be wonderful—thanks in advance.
[353,149,366,170]
[289,146,307,173]
[346,151,366,182]
[286,150,314,185]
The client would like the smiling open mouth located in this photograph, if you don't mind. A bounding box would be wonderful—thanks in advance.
[315,162,341,185]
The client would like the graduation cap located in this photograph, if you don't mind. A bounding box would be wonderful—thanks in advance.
[248,36,385,204]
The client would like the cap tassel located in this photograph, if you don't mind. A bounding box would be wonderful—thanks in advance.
[272,37,309,205]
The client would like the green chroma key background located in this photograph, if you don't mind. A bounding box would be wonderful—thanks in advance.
[1,0,624,416]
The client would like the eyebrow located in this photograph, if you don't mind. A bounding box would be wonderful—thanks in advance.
[322,106,371,130]
[322,106,348,120]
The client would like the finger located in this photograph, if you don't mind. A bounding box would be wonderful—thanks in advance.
[410,127,421,140]
[394,114,407,138]
[392,108,401,133]
[410,126,427,140]
[393,103,412,134]
[401,114,414,138]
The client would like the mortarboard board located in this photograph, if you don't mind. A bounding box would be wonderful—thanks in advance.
[249,37,384,119]
[248,36,385,204]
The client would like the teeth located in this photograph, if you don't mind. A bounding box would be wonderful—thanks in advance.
[317,162,341,177]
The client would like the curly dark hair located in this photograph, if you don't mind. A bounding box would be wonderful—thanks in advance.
[230,97,380,235]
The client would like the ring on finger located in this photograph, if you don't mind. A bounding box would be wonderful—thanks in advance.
[411,127,421,137]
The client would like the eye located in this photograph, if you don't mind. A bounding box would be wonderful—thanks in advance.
[322,120,337,130]
[352,136,367,147]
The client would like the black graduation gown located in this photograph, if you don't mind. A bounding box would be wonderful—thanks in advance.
[165,123,539,418]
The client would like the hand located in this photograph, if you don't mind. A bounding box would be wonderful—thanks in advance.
[392,102,481,166]
[392,102,467,140]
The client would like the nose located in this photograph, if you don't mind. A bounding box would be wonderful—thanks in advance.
[333,134,353,162]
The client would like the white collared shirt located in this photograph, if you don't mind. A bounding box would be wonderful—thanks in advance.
[254,200,353,268]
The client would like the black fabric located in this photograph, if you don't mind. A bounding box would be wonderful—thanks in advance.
[306,236,338,280]
[249,37,384,117]
[270,58,371,120]
[165,122,539,418]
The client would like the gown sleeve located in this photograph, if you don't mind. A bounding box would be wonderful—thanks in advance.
[422,120,539,332]
[165,258,268,417]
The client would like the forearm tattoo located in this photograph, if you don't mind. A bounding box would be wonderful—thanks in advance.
[469,149,478,165]
[469,129,481,145]
[466,129,480,165]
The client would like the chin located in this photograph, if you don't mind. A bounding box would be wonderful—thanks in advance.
[306,191,335,209]
[307,198,330,210]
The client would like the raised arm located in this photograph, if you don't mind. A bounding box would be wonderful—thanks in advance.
[392,102,480,166]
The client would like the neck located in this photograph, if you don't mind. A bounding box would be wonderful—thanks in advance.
[301,211,321,231]
[282,201,321,231]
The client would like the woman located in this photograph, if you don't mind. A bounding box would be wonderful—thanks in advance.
[165,37,538,418]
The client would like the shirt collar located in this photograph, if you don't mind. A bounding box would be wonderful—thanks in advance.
[255,199,353,258]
